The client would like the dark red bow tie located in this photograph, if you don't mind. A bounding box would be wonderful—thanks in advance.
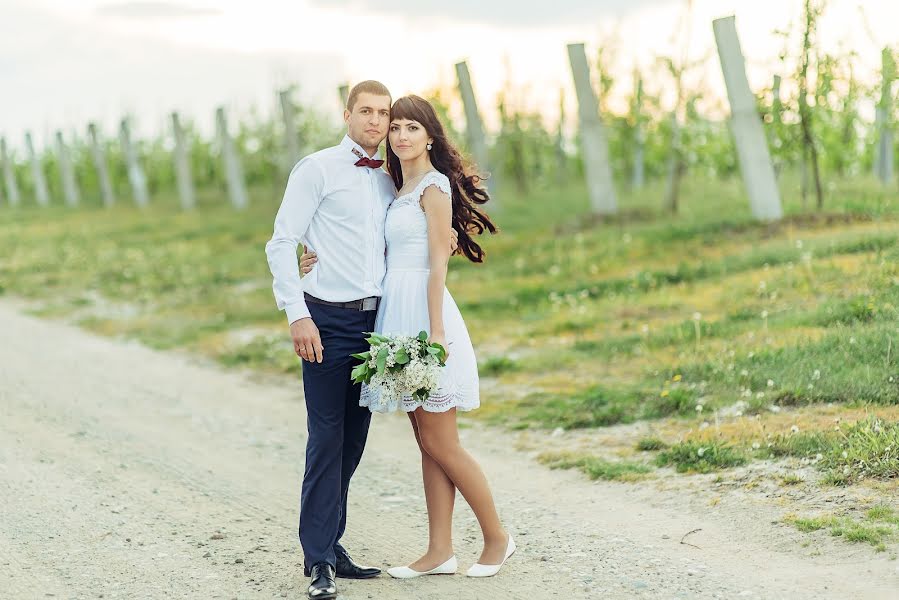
[355,157,384,168]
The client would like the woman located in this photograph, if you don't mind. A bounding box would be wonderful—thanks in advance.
[300,95,511,578]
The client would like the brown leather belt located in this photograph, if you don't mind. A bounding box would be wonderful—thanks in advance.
[304,293,380,312]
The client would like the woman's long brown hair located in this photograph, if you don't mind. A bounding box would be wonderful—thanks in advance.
[386,95,497,263]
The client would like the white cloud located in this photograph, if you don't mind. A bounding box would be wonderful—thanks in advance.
[94,2,222,19]
[306,0,669,26]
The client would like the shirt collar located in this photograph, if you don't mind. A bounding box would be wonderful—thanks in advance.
[340,134,383,163]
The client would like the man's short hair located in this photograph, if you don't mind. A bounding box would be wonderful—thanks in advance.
[346,80,391,111]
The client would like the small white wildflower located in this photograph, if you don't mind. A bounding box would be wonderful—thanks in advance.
[695,404,704,413]
[767,379,774,388]
[641,324,650,334]
[740,369,749,377]
[815,453,823,461]
[842,451,848,458]
[795,240,803,249]
[693,312,702,321]
[790,425,799,434]
[812,369,821,380]
[697,447,706,457]
[752,442,761,450]
[756,391,766,399]
[849,337,856,344]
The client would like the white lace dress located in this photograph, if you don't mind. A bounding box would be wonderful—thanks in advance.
[360,171,480,414]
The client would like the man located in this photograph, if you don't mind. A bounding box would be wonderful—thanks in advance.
[265,81,456,599]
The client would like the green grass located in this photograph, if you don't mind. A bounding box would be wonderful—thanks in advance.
[820,417,899,483]
[636,437,668,451]
[655,441,747,473]
[538,452,651,481]
[786,511,898,552]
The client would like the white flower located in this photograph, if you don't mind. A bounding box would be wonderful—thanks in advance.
[815,453,823,461]
[767,379,774,388]
[795,240,803,249]
[790,425,799,434]
[692,312,702,321]
[761,310,769,319]
[842,451,848,458]
[695,404,703,413]
[812,369,821,380]
[740,369,749,377]
[752,442,761,450]
[697,447,706,457]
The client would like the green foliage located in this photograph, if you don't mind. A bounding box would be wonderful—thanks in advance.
[538,452,651,481]
[655,441,747,473]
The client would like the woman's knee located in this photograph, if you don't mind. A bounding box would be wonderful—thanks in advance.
[418,429,459,461]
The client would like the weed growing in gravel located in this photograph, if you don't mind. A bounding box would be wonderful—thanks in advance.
[655,441,747,473]
[537,452,651,481]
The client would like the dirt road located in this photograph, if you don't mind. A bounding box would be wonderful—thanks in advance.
[1,301,896,599]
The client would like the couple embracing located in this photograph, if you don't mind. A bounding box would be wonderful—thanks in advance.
[265,80,513,599]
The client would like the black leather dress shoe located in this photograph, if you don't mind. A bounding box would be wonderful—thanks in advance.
[307,563,337,600]
[304,549,381,579]
[335,547,381,579]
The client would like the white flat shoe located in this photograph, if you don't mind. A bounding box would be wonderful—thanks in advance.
[387,555,457,579]
[466,535,516,578]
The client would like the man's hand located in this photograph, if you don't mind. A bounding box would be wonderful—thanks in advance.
[450,228,459,255]
[290,317,324,363]
[299,245,317,276]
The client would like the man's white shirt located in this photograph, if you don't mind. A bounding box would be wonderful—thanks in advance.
[265,135,396,324]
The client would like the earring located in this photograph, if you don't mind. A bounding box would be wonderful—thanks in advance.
[427,142,432,151]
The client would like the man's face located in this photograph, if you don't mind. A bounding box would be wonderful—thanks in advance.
[345,92,391,150]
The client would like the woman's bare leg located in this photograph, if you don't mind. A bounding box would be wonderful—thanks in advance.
[405,411,456,571]
[414,407,508,565]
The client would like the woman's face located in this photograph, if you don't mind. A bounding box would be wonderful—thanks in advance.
[389,118,432,162]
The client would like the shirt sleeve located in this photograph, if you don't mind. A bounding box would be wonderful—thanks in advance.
[264,157,326,325]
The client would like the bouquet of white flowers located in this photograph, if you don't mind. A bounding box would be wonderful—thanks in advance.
[350,331,448,406]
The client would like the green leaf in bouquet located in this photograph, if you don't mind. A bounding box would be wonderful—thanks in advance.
[394,347,410,364]
[350,351,371,362]
[350,363,368,383]
[375,346,389,374]
[426,343,448,365]
[417,331,429,343]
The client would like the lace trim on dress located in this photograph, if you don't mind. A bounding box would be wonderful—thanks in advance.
[391,171,452,211]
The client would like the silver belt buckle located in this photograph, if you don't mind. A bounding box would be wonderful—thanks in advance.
[361,297,378,311]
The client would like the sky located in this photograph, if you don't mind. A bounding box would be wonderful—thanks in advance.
[1,0,896,152]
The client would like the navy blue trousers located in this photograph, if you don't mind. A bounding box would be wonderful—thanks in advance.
[299,301,376,569]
